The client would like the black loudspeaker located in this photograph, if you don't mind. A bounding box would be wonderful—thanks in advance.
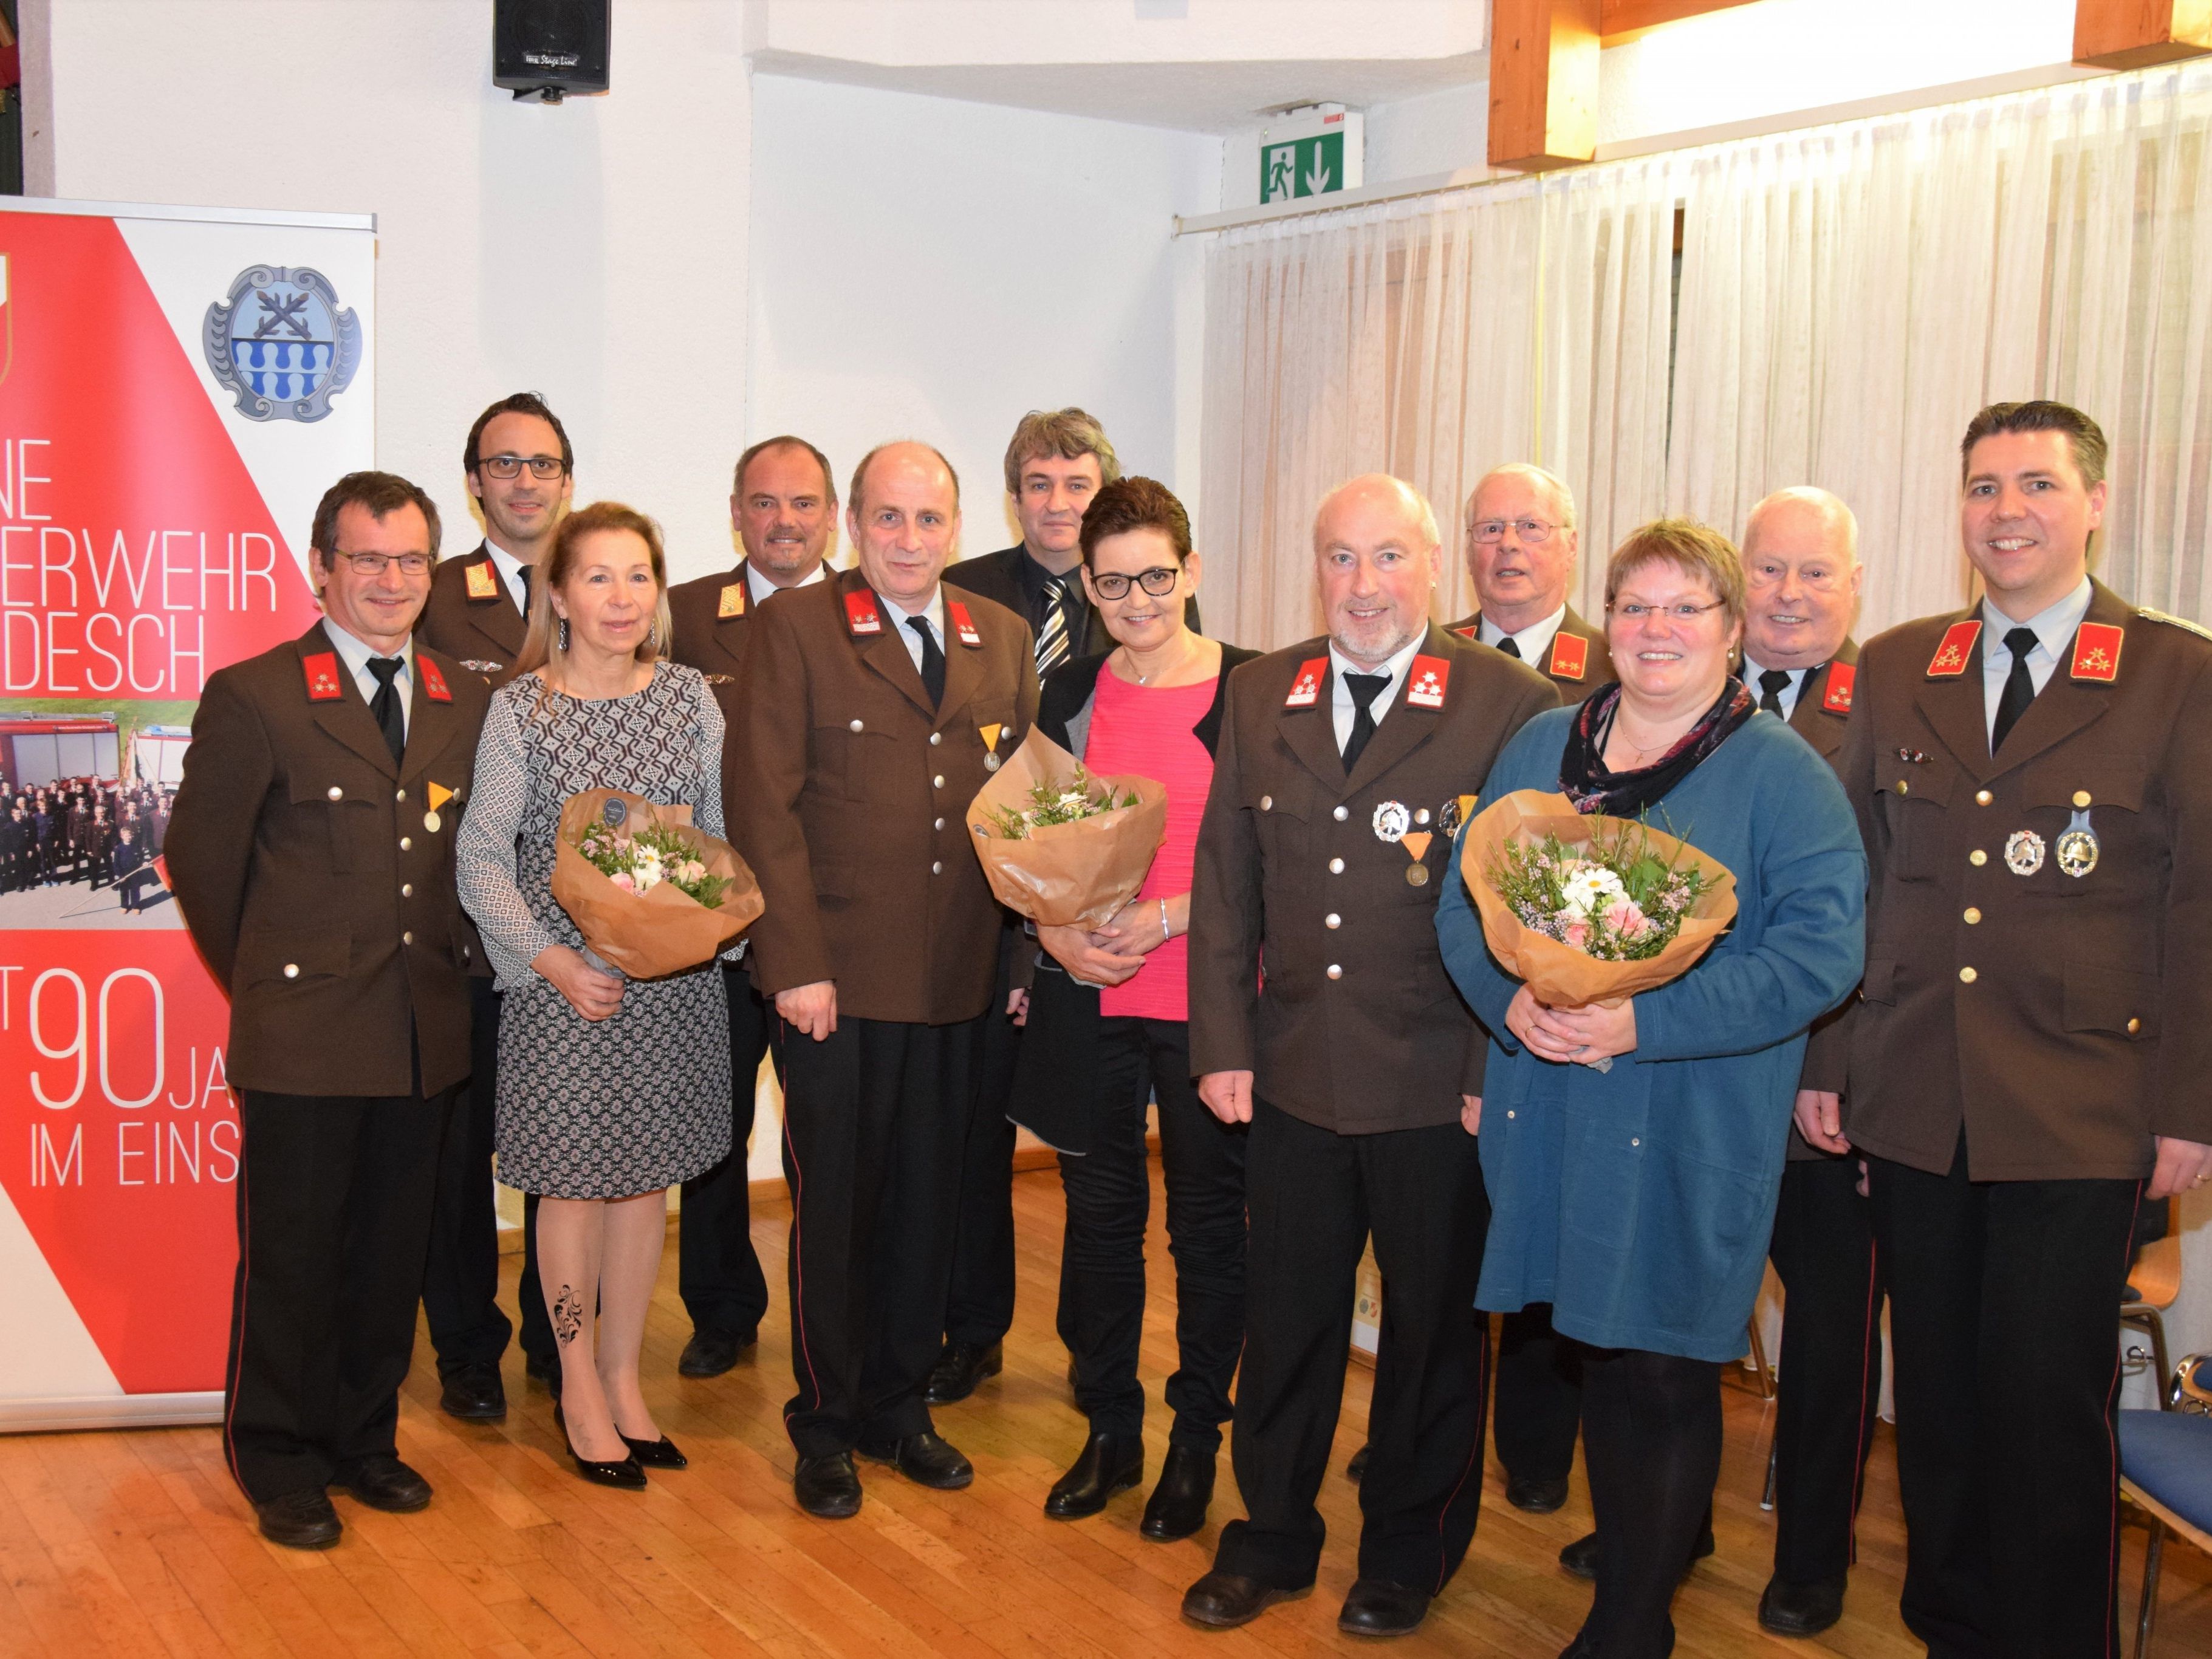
[494,0,610,103]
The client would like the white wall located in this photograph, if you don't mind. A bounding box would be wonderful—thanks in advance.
[38,0,753,571]
[747,74,1221,556]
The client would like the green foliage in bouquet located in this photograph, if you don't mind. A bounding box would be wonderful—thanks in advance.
[1487,815,1712,962]
[574,820,734,909]
[982,765,1144,841]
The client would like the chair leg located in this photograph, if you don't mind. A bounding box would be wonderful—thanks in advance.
[2148,1310,2173,1401]
[1762,1435,1778,1512]
[1747,1316,1775,1401]
[2138,1513,2165,1659]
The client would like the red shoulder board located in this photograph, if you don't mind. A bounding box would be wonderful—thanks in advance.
[2070,621,2124,683]
[948,600,983,648]
[1547,632,1589,682]
[844,589,883,637]
[1406,654,1450,710]
[1821,660,1857,714]
[464,560,501,603]
[419,655,453,703]
[302,651,344,702]
[1284,658,1327,708]
[1447,622,1478,640]
[1926,620,1981,679]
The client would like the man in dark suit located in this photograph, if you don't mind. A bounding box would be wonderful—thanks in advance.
[1182,474,1558,1637]
[1840,402,2212,1658]
[660,433,836,1380]
[731,441,1039,1519]
[1445,463,1614,700]
[413,391,574,1421]
[166,470,488,1550]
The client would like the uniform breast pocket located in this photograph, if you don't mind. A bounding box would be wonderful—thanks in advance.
[1878,759,1955,882]
[1245,776,1312,858]
[2019,754,2147,894]
[289,765,386,873]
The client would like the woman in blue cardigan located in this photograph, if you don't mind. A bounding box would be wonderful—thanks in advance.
[1437,520,1865,1659]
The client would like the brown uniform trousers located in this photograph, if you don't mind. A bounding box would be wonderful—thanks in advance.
[730,569,1038,1455]
[1838,581,2212,1658]
[1188,626,1556,1595]
[166,621,486,1502]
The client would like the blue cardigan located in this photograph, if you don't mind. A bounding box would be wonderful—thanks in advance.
[1437,706,1866,1361]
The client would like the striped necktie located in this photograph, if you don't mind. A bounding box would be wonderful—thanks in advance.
[1035,575,1071,676]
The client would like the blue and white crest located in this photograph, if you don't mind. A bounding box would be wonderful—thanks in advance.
[202,265,361,423]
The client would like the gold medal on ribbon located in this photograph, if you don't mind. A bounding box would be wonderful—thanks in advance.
[1402,830,1433,886]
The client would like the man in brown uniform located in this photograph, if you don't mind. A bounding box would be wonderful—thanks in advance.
[1840,401,2212,1658]
[168,471,488,1549]
[1183,474,1557,1637]
[730,440,1039,1519]
[660,433,836,1379]
[413,392,575,1418]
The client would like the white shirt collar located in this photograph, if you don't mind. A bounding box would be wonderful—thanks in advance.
[1981,575,2094,665]
[746,558,828,608]
[1481,604,1567,665]
[321,617,413,679]
[1328,632,1425,737]
[1738,652,1806,716]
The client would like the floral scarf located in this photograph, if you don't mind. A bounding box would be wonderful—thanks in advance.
[1558,677,1756,818]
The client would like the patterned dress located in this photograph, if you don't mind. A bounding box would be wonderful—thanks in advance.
[457,663,733,1198]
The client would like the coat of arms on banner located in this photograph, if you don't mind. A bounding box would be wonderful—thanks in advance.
[202,264,361,423]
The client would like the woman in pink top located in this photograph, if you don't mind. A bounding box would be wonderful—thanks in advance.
[1008,479,1258,1541]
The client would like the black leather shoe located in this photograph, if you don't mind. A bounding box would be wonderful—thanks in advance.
[1558,1630,1597,1659]
[1181,1570,1311,1629]
[1560,1526,1714,1581]
[439,1363,507,1422]
[331,1455,432,1513]
[1141,1442,1216,1541]
[1338,1576,1431,1637]
[556,1405,646,1490]
[677,1328,755,1378]
[923,1340,1002,1404]
[621,1432,688,1469]
[524,1351,563,1398]
[1044,1431,1143,1519]
[857,1430,974,1489]
[1506,1473,1570,1513]
[254,1488,341,1550]
[1346,1442,1370,1482]
[1758,1573,1846,1637]
[794,1451,863,1518]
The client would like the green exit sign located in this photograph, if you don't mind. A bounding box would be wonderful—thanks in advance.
[1262,131,1346,204]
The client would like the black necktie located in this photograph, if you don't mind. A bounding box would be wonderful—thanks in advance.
[908,615,947,708]
[516,564,533,614]
[1991,626,2041,754]
[1342,672,1389,772]
[1758,668,1793,717]
[1496,635,1523,660]
[365,656,407,764]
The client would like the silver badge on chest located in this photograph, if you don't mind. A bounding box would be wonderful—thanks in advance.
[1372,801,1411,843]
[2055,808,2098,878]
[2004,829,2046,877]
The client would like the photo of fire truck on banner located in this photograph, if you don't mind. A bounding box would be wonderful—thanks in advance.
[0,699,192,930]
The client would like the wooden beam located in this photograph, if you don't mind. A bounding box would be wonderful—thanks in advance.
[2074,0,2212,68]
[1600,0,1761,46]
[1490,0,1604,171]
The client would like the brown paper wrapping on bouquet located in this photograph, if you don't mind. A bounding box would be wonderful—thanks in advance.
[551,788,764,979]
[966,727,1169,929]
[1458,788,1738,1010]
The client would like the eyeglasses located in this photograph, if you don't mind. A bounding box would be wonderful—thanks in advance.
[1746,561,1846,590]
[1610,600,1727,623]
[332,551,433,576]
[478,454,566,480]
[1470,518,1560,545]
[1089,566,1181,600]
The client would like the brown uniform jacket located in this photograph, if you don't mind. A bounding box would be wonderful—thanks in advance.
[1445,603,1614,703]
[729,568,1039,1024]
[416,543,528,689]
[668,558,786,683]
[1836,581,2212,1180]
[1188,626,1560,1134]
[165,621,489,1098]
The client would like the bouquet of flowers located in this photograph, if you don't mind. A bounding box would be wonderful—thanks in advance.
[1459,790,1738,1061]
[967,727,1168,928]
[552,788,764,979]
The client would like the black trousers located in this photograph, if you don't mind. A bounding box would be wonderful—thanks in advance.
[676,962,774,1341]
[1868,1137,2142,1659]
[1769,1155,1886,1587]
[1055,1017,1245,1447]
[422,975,512,1378]
[1578,1347,1724,1659]
[224,1086,451,1502]
[1216,1100,1490,1593]
[776,1012,982,1457]
[942,931,1022,1350]
[1495,1302,1583,1483]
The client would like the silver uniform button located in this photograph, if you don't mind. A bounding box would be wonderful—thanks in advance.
[395,787,406,802]
[1326,963,1343,980]
[326,785,342,801]
[402,931,414,945]
[934,818,945,831]
[1260,795,1273,811]
[1333,805,1349,821]
[849,719,864,733]
[931,861,943,875]
[401,883,413,898]
[283,963,300,979]
[933,775,945,789]
[1326,913,1341,928]
[399,836,412,851]
[1329,857,1344,874]
[930,732,942,746]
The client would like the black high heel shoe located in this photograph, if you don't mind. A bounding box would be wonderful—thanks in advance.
[554,1403,647,1490]
[620,1432,688,1469]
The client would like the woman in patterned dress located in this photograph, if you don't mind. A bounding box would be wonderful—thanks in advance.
[457,502,733,1488]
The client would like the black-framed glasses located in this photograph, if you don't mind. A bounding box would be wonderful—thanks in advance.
[478,453,566,481]
[1470,517,1559,544]
[1089,566,1181,600]
[1610,599,1726,622]
[333,551,433,576]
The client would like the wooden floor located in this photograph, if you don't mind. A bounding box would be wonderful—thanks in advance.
[7,1166,2212,1659]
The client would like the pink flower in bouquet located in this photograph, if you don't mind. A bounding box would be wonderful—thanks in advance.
[1562,918,1589,949]
[1603,897,1651,939]
[609,871,635,893]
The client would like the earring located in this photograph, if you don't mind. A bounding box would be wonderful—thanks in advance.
[558,615,570,653]
[646,620,659,650]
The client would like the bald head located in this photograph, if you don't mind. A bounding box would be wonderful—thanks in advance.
[1464,463,1580,632]
[1315,474,1441,668]
[1741,486,1863,671]
[847,440,962,609]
